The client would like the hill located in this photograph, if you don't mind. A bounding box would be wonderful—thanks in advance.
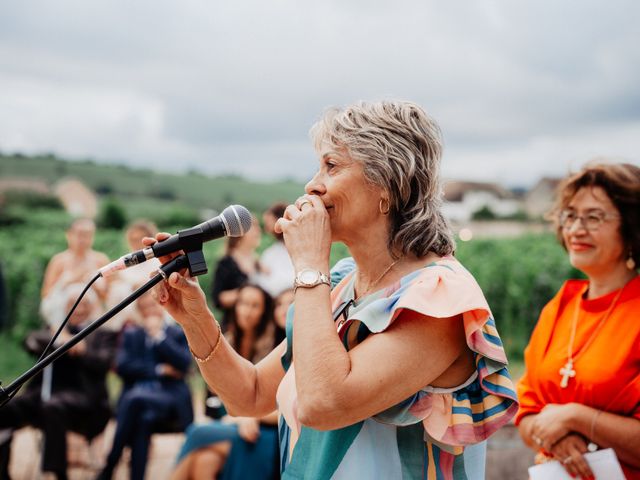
[0,153,305,215]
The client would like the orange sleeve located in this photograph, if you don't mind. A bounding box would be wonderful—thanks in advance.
[513,289,564,425]
[514,348,544,425]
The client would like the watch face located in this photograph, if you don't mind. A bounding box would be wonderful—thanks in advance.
[299,269,319,285]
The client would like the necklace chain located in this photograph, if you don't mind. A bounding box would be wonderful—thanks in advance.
[356,258,401,299]
[559,284,625,388]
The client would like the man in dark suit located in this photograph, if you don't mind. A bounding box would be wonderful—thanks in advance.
[0,285,117,480]
[97,291,193,480]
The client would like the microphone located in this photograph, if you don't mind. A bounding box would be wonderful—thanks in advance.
[99,204,252,278]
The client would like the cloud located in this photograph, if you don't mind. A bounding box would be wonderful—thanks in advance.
[0,0,638,184]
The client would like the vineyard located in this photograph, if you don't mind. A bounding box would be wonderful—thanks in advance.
[0,203,580,381]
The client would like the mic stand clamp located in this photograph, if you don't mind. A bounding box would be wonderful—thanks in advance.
[177,227,208,276]
[0,252,204,407]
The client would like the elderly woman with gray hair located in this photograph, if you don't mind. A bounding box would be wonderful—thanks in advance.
[150,100,518,479]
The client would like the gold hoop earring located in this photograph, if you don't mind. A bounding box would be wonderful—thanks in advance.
[627,251,636,270]
[379,198,390,215]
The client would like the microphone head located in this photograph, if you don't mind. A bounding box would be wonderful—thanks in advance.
[220,205,253,237]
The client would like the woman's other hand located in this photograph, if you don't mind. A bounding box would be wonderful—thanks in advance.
[144,234,209,324]
[548,433,593,479]
[274,195,331,271]
[236,417,261,443]
[530,403,575,451]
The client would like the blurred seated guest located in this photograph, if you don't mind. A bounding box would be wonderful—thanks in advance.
[256,202,295,297]
[40,218,110,328]
[97,291,193,480]
[211,218,262,330]
[106,219,160,331]
[171,284,280,480]
[0,284,117,480]
[273,288,293,344]
[516,163,640,479]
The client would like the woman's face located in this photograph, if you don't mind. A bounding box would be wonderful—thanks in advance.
[238,222,262,250]
[562,186,626,277]
[274,289,294,329]
[66,220,95,253]
[66,295,96,326]
[126,227,149,251]
[262,212,277,236]
[305,146,384,243]
[235,286,265,332]
[137,292,164,319]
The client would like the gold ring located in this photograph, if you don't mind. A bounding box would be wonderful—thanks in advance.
[562,456,573,464]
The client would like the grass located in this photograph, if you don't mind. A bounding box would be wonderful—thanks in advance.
[0,334,37,389]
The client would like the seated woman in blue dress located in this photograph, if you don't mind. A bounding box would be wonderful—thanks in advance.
[171,284,287,480]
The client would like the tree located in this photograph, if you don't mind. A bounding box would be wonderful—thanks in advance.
[471,205,497,220]
[99,197,127,229]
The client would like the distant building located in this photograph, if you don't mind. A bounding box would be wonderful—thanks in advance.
[524,177,562,219]
[442,180,521,223]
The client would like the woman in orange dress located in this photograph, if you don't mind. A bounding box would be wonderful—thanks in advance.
[516,162,640,479]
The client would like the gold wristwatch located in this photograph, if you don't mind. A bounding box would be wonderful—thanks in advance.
[293,268,330,293]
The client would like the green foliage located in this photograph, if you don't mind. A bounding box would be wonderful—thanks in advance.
[99,197,128,229]
[0,210,123,341]
[156,206,202,230]
[2,190,64,210]
[471,205,497,220]
[456,234,583,360]
[0,334,34,382]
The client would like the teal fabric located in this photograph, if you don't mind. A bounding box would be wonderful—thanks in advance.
[282,423,364,480]
[396,423,425,479]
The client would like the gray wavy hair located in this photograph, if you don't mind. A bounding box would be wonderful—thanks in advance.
[310,100,455,258]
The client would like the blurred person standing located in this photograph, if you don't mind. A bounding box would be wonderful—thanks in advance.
[106,219,160,331]
[256,202,295,297]
[206,219,263,419]
[40,218,110,328]
[0,284,118,480]
[210,219,262,330]
[516,163,640,479]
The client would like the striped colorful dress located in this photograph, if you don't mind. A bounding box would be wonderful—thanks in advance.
[276,256,518,479]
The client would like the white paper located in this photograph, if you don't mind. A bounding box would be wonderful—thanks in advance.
[528,448,625,480]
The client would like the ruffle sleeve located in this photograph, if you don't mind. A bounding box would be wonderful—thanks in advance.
[342,258,519,451]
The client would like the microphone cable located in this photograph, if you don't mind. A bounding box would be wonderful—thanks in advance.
[0,273,102,409]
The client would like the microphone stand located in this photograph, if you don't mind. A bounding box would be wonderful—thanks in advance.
[0,253,197,406]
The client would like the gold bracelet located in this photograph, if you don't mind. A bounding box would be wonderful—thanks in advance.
[587,409,602,452]
[190,321,222,364]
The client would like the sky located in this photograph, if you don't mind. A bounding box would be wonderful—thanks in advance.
[1,0,639,187]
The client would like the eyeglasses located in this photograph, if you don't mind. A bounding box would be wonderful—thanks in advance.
[558,209,620,231]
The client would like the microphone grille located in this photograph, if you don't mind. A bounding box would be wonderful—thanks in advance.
[221,205,253,237]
